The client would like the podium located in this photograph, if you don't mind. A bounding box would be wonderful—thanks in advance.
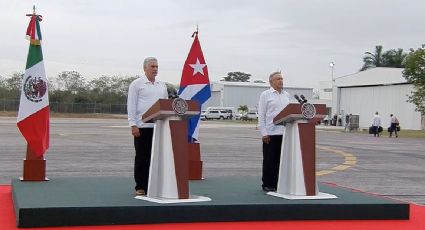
[138,98,211,203]
[269,103,337,200]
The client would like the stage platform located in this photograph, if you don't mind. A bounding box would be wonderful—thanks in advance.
[12,176,409,228]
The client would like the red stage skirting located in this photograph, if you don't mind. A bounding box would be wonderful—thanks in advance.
[1,185,424,230]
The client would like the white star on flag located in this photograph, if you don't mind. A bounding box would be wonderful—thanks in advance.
[189,58,207,76]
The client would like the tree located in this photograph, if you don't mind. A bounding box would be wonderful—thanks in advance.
[165,82,178,98]
[361,45,407,71]
[221,72,251,82]
[0,75,5,88]
[0,72,25,99]
[5,72,24,91]
[56,71,86,92]
[238,105,248,113]
[361,45,385,71]
[402,45,425,116]
[383,48,407,68]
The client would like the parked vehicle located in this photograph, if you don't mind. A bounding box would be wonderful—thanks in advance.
[235,113,243,120]
[200,110,206,120]
[204,109,232,120]
[242,111,258,120]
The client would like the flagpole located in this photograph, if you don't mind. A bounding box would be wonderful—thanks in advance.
[20,5,48,181]
[192,25,198,38]
[185,25,210,180]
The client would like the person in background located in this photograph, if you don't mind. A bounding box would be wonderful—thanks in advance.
[323,114,329,126]
[127,57,168,196]
[389,114,399,138]
[258,71,290,192]
[371,112,382,137]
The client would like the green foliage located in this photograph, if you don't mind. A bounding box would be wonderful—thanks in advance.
[0,72,23,100]
[360,45,407,71]
[221,72,251,82]
[383,48,407,68]
[56,71,86,92]
[6,72,24,92]
[165,83,178,98]
[86,75,137,104]
[402,45,425,115]
[0,70,176,111]
[238,105,248,113]
[0,75,5,88]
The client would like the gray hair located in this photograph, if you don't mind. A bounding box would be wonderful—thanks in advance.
[143,57,158,68]
[269,71,282,82]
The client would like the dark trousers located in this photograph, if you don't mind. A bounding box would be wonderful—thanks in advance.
[390,123,398,137]
[372,126,380,137]
[134,128,154,191]
[262,135,283,189]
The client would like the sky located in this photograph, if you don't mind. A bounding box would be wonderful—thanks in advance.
[1,0,424,89]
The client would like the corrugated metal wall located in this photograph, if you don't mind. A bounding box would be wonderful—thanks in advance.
[202,83,314,111]
[223,86,266,109]
[202,91,221,110]
[339,84,422,130]
[222,86,313,109]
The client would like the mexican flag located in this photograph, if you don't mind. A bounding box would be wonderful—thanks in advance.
[17,13,50,157]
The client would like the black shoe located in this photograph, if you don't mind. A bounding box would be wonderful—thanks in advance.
[262,186,276,192]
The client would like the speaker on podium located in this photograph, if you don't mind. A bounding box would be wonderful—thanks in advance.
[138,98,211,203]
[268,97,337,200]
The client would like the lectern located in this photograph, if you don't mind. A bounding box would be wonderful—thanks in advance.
[269,103,337,200]
[139,98,211,203]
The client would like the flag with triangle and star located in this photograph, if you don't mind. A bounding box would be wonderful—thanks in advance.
[178,31,211,142]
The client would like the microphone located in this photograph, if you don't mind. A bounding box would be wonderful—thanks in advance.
[300,95,308,103]
[294,94,303,104]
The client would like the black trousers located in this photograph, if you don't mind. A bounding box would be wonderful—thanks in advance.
[134,128,154,191]
[372,125,379,137]
[390,123,398,136]
[262,135,283,189]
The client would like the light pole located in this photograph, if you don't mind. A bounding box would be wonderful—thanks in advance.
[329,62,335,124]
[329,61,335,84]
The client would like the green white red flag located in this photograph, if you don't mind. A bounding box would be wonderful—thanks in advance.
[17,11,50,157]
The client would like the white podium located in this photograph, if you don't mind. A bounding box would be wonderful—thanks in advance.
[268,103,337,200]
[136,99,211,203]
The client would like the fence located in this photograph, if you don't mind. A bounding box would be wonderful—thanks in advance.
[0,99,127,114]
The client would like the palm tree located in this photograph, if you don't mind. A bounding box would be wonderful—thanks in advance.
[238,105,248,113]
[383,48,407,68]
[360,45,385,71]
[361,46,407,71]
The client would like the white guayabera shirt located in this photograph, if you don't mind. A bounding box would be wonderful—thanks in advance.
[258,87,291,137]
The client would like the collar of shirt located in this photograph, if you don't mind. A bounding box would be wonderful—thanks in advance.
[139,75,159,85]
[269,87,283,95]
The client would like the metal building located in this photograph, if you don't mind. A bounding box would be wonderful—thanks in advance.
[203,81,313,111]
[332,68,423,130]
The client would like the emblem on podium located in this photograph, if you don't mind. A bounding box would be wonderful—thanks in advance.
[172,98,188,115]
[301,103,316,119]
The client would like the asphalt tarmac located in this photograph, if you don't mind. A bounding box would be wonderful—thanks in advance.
[1,117,424,204]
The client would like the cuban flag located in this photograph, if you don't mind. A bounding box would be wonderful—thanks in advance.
[178,31,211,142]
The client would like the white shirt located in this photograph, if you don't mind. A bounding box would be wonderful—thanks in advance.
[372,115,381,127]
[258,87,291,136]
[127,75,168,128]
